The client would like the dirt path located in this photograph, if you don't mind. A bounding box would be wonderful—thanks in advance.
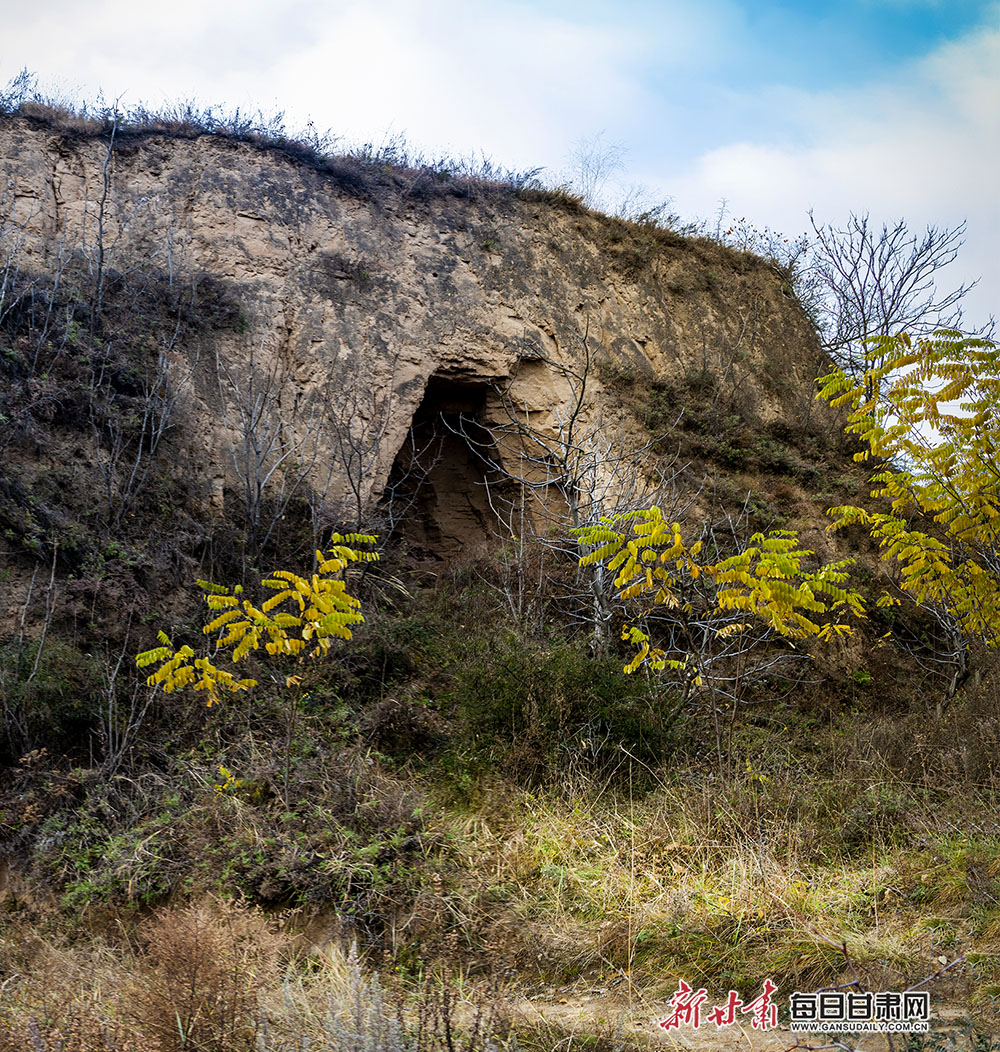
[510,981,983,1050]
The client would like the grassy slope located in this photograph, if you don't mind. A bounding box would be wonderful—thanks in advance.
[3,574,1000,1048]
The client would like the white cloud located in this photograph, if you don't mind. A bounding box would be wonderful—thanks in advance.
[661,19,999,325]
[246,0,668,170]
[1,0,994,321]
[1,0,655,170]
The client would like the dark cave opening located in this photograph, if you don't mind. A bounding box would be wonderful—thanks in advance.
[382,375,506,563]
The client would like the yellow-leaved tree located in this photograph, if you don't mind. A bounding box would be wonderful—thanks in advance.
[575,507,864,761]
[137,534,378,802]
[818,330,1000,704]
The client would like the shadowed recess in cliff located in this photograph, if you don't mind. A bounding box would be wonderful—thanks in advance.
[383,375,507,562]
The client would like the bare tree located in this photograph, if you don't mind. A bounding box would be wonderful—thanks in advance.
[218,328,439,577]
[807,211,980,397]
[96,623,157,777]
[216,335,327,576]
[32,111,198,530]
[625,503,815,768]
[313,343,450,551]
[90,340,196,531]
[566,132,626,210]
[322,347,402,534]
[0,192,80,454]
[375,423,443,541]
[0,545,58,758]
[80,109,161,339]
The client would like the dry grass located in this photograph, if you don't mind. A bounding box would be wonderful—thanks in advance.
[0,899,516,1052]
[435,738,1000,1024]
[6,600,1000,1042]
[0,899,285,1051]
[4,748,1000,1044]
[126,900,286,1051]
[0,931,153,1051]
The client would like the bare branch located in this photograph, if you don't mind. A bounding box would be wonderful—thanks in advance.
[807,211,979,395]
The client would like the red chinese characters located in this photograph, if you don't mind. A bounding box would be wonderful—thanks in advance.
[658,980,709,1031]
[659,980,779,1032]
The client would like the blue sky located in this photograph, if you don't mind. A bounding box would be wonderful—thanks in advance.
[2,0,997,325]
[728,0,987,82]
[537,0,989,87]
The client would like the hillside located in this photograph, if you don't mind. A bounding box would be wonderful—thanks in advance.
[1,107,833,588]
[1,109,998,1052]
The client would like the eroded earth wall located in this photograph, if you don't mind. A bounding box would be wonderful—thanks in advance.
[0,117,829,576]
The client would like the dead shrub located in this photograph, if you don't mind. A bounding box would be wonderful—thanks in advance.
[128,898,287,1052]
[258,942,514,1052]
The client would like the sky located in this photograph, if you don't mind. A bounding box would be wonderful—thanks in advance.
[2,0,997,327]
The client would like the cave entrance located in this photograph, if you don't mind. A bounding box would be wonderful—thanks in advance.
[382,375,506,563]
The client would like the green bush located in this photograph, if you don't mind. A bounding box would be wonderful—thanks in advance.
[447,633,681,783]
[0,639,101,764]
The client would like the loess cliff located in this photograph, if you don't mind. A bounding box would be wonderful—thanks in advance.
[0,112,840,635]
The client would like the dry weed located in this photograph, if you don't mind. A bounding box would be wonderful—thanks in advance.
[127,898,287,1052]
[0,931,145,1051]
